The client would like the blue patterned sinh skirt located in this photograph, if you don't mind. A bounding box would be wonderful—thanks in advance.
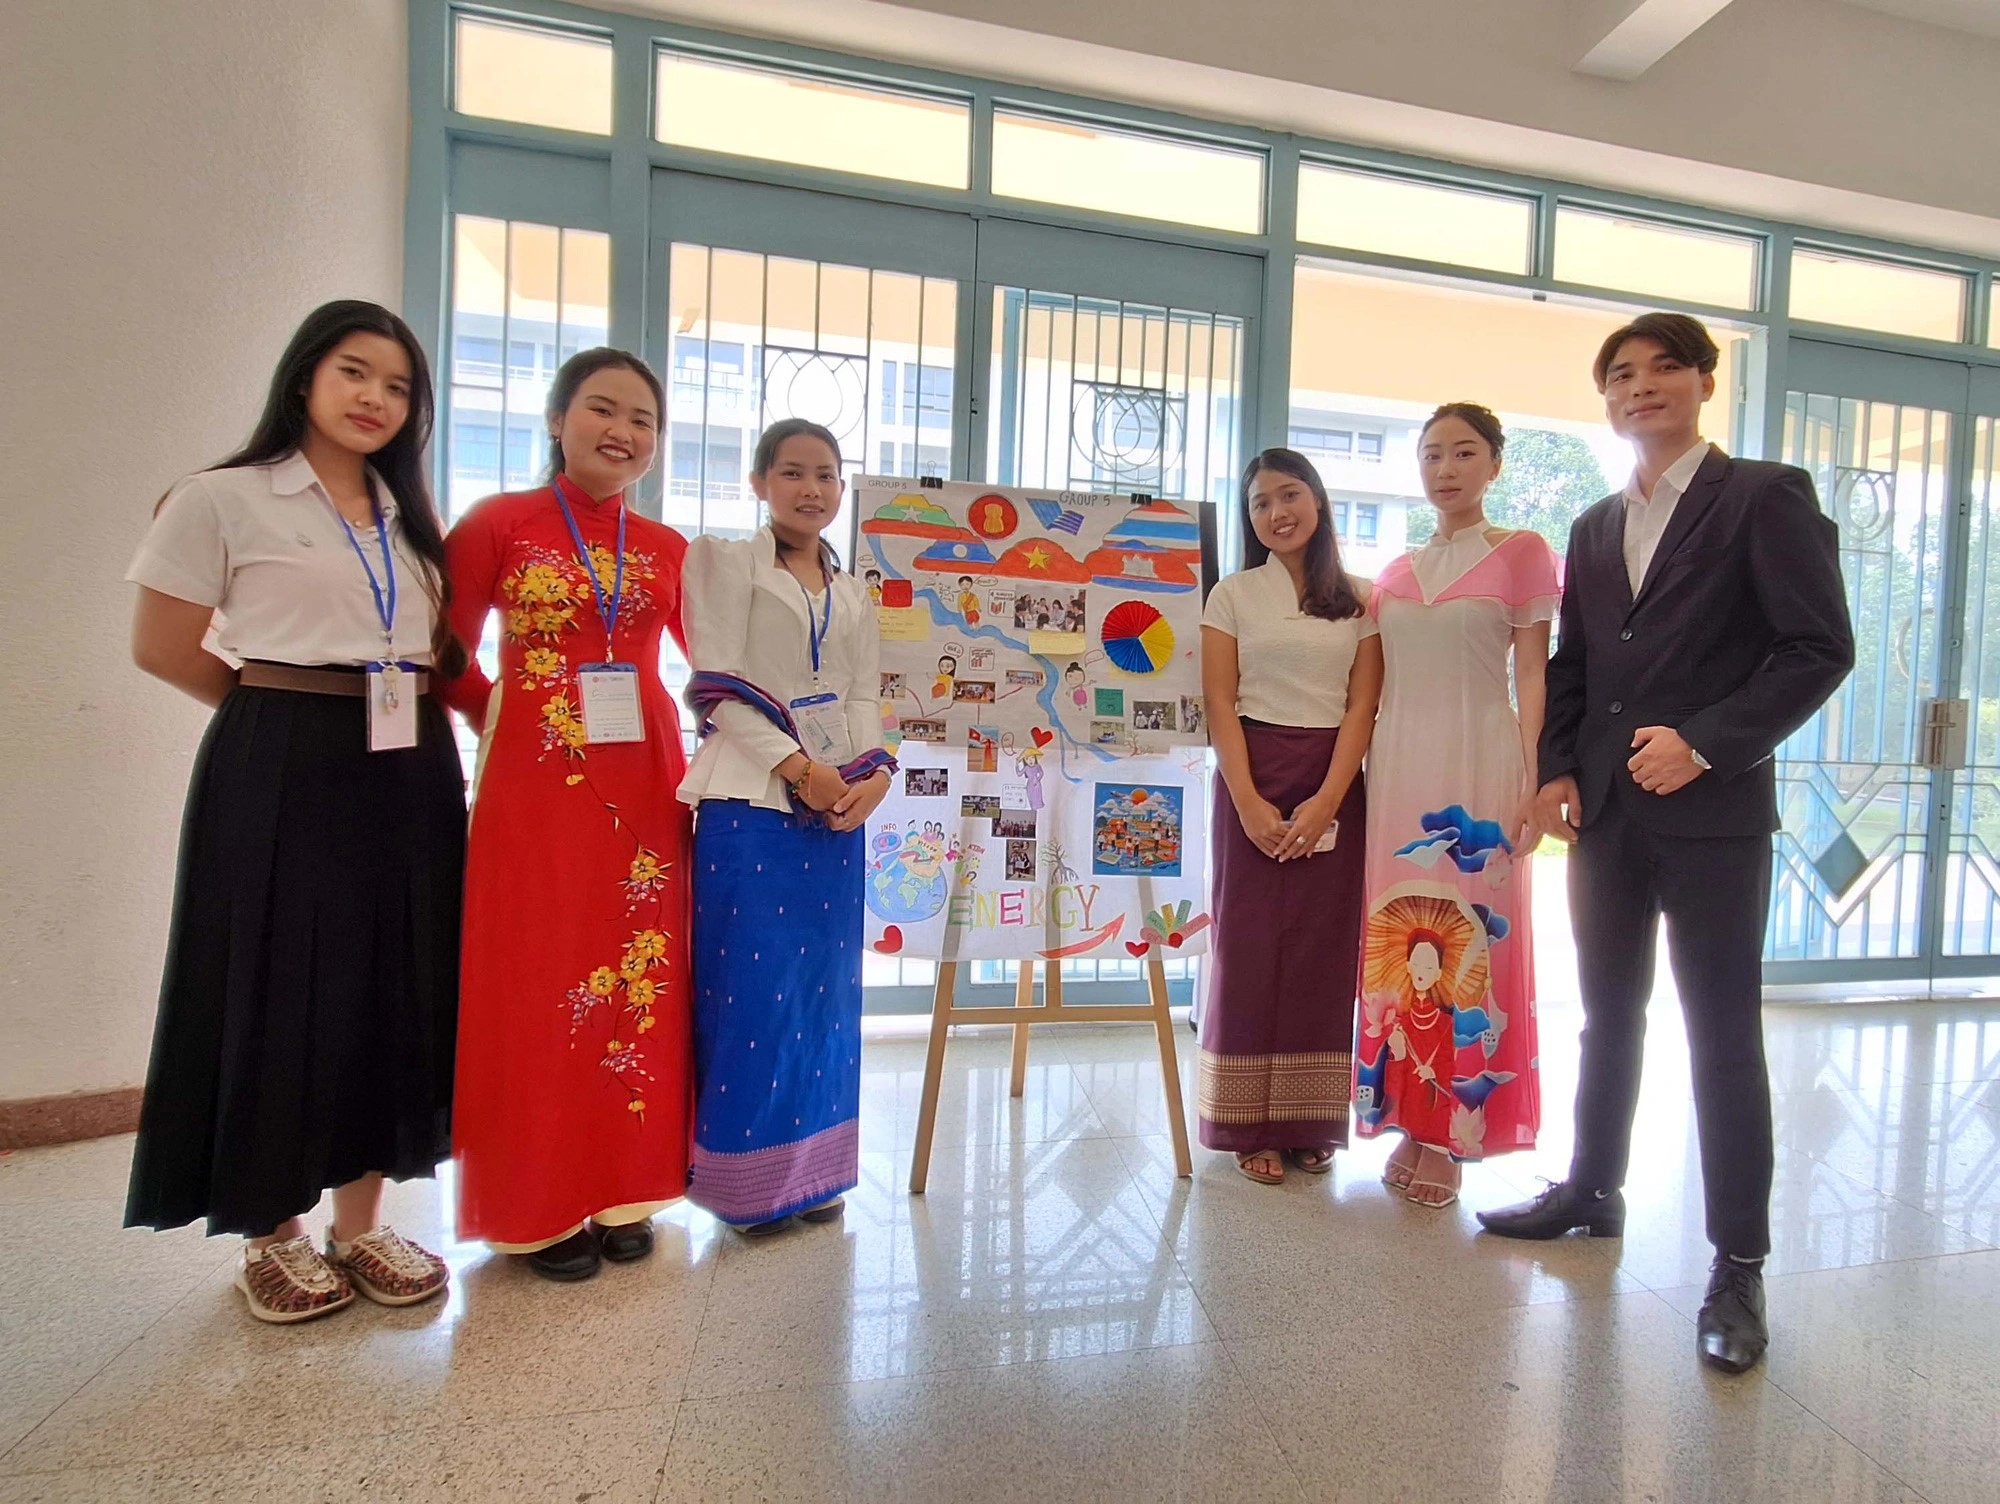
[687,801,864,1225]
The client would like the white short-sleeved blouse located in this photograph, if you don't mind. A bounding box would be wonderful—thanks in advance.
[127,452,439,667]
[1201,558,1375,729]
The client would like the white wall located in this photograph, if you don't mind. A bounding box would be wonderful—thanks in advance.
[0,1,409,1100]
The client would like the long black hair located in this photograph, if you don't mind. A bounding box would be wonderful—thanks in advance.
[752,418,846,570]
[1237,448,1364,622]
[544,347,666,482]
[204,299,464,679]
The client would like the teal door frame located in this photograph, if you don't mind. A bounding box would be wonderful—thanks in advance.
[646,172,1259,1010]
[1766,337,1989,987]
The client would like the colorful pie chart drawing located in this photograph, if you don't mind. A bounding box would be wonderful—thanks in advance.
[1100,599,1175,675]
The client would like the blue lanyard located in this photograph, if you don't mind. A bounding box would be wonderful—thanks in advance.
[799,565,834,679]
[553,475,626,661]
[330,492,398,663]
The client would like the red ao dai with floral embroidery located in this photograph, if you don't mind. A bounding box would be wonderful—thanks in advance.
[442,480,693,1246]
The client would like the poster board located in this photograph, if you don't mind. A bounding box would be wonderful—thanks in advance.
[855,476,1214,964]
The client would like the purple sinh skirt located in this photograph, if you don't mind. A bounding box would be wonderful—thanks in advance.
[1197,718,1365,1154]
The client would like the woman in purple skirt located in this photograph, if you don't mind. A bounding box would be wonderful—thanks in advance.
[1197,448,1382,1185]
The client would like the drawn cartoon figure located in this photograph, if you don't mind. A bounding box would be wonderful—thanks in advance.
[1359,883,1506,1159]
[864,567,883,605]
[933,653,958,705]
[956,576,981,625]
[1015,745,1046,811]
[1064,660,1088,711]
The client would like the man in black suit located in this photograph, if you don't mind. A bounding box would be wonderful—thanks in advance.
[1477,313,1854,1374]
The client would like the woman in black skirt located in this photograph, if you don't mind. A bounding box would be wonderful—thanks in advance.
[125,300,466,1324]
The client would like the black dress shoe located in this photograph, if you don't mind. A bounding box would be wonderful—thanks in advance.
[595,1219,655,1263]
[1697,1258,1768,1373]
[1476,1180,1626,1240]
[521,1227,601,1282]
[797,1197,845,1224]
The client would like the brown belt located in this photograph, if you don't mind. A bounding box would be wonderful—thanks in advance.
[239,662,434,697]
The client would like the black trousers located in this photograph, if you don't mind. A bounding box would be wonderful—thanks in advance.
[1567,784,1774,1257]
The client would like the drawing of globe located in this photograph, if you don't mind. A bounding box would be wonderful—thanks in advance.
[867,853,949,924]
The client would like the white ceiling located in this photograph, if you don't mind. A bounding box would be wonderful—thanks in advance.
[1835,0,2000,39]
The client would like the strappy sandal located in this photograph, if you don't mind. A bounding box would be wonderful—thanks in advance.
[1403,1149,1460,1210]
[1234,1150,1284,1185]
[1381,1142,1420,1192]
[1290,1149,1334,1175]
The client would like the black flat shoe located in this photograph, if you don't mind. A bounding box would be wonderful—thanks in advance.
[1476,1180,1626,1240]
[798,1197,845,1224]
[521,1227,601,1282]
[1697,1258,1768,1374]
[595,1219,655,1262]
[738,1216,793,1238]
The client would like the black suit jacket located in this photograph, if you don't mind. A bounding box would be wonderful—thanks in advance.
[1538,447,1854,837]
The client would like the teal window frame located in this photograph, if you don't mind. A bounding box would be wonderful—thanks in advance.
[410,0,2000,998]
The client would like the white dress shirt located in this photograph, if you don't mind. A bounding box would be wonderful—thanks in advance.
[677,527,885,812]
[127,453,437,666]
[1620,438,1717,768]
[1621,439,1713,595]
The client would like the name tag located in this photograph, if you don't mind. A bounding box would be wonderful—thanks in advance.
[791,691,853,764]
[579,663,646,744]
[366,665,419,752]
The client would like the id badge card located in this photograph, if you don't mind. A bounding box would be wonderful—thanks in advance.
[578,663,646,744]
[367,664,419,753]
[791,691,853,765]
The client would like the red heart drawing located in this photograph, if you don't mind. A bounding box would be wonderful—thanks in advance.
[1125,940,1151,956]
[873,925,904,955]
[1030,726,1055,748]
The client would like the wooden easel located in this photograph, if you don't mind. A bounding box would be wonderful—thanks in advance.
[907,949,1194,1192]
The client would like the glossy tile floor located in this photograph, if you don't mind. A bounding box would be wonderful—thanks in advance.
[4,991,1999,1503]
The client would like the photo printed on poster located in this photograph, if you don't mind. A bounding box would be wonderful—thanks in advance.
[857,477,1213,962]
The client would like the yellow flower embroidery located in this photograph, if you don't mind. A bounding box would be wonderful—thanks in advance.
[505,608,534,640]
[559,719,587,750]
[605,1038,623,1055]
[587,967,619,997]
[629,851,662,884]
[628,977,657,1009]
[627,929,668,962]
[522,647,563,681]
[515,563,571,605]
[619,954,649,983]
[531,605,576,636]
[638,1015,657,1033]
[542,694,573,724]
[627,1099,646,1114]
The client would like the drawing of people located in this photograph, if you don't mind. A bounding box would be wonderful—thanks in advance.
[864,567,883,605]
[1064,661,1088,711]
[1015,745,1046,811]
[933,653,958,705]
[956,576,981,625]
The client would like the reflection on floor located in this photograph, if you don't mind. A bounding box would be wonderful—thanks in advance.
[2,993,1997,1502]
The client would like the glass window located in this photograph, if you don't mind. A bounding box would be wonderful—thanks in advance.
[1553,207,1761,311]
[1355,503,1380,543]
[1333,501,1351,535]
[447,215,609,520]
[656,53,970,190]
[453,15,612,135]
[1790,246,1970,343]
[1357,432,1384,462]
[1297,164,1534,276]
[990,111,1263,234]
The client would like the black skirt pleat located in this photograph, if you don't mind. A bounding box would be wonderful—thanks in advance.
[125,683,465,1236]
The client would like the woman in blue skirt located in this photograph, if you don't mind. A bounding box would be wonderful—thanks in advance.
[679,419,894,1235]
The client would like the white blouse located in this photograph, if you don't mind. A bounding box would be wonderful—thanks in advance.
[677,528,886,812]
[1202,558,1376,729]
[127,453,438,667]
